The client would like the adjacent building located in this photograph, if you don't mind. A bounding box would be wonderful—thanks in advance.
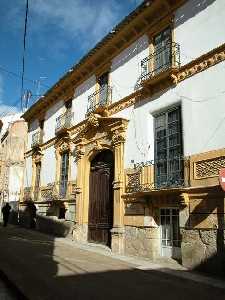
[0,113,27,223]
[22,0,225,275]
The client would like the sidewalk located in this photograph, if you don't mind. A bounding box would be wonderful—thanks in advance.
[0,224,224,300]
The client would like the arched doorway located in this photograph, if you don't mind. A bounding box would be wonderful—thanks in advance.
[88,149,114,246]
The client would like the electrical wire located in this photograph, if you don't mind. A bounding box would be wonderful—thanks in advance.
[20,0,29,111]
[0,65,50,89]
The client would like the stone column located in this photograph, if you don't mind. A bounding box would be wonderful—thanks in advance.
[111,128,126,254]
[73,141,87,242]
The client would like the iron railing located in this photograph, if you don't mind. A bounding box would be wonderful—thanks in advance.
[55,111,74,133]
[31,131,43,148]
[126,156,184,193]
[86,86,112,115]
[140,42,180,82]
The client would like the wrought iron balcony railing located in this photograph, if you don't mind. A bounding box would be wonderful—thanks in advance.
[126,156,185,193]
[86,85,112,115]
[55,111,74,134]
[140,42,180,83]
[31,131,43,148]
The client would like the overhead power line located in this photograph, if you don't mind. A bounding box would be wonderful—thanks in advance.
[20,0,29,111]
[0,65,50,89]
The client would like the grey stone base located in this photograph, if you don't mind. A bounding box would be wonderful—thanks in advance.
[72,223,88,243]
[181,228,225,276]
[124,226,160,259]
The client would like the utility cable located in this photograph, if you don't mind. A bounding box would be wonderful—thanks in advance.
[20,0,29,111]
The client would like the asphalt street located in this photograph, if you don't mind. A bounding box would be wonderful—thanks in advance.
[0,225,224,300]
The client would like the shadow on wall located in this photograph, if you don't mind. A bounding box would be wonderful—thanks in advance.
[19,201,73,237]
[182,186,225,277]
[175,0,216,28]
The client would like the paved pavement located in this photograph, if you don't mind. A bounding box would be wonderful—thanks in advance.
[0,224,224,300]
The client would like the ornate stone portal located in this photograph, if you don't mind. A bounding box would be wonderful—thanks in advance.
[72,114,128,254]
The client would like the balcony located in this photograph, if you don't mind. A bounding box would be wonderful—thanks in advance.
[86,85,112,116]
[55,111,74,134]
[140,42,180,85]
[31,131,43,148]
[125,156,185,194]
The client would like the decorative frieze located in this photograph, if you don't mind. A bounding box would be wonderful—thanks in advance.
[195,156,225,179]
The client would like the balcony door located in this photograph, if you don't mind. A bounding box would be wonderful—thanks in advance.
[88,150,114,247]
[153,27,171,74]
[97,72,109,106]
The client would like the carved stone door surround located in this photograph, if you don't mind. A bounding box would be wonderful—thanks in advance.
[72,113,128,254]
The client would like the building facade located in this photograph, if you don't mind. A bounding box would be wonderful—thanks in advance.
[22,0,225,274]
[0,114,27,223]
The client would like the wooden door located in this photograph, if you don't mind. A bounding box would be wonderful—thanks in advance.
[88,150,114,246]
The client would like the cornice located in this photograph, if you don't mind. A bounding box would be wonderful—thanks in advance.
[176,42,225,84]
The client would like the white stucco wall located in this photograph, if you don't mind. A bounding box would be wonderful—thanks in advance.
[123,61,225,168]
[44,100,65,142]
[72,75,96,125]
[27,119,39,150]
[24,156,32,187]
[175,0,225,65]
[110,34,149,103]
[8,165,23,202]
[41,146,56,185]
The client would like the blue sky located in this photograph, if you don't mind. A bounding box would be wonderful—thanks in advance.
[0,0,143,116]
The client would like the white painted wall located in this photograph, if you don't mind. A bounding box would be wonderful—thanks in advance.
[72,75,96,125]
[8,165,23,202]
[70,158,77,181]
[44,100,65,142]
[24,156,32,187]
[175,0,225,65]
[123,61,225,167]
[110,34,149,103]
[41,146,56,185]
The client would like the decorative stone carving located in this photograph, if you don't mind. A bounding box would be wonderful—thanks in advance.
[41,183,58,201]
[195,156,225,179]
[86,113,99,128]
[73,144,85,162]
[93,140,102,151]
[111,129,126,145]
[126,171,141,193]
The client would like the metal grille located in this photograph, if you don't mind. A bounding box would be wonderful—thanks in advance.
[55,111,74,133]
[154,107,184,188]
[86,86,112,115]
[140,42,180,82]
[31,131,43,148]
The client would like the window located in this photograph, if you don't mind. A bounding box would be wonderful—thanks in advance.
[154,106,183,188]
[34,162,41,201]
[153,27,172,75]
[65,99,72,110]
[97,72,109,105]
[59,152,69,197]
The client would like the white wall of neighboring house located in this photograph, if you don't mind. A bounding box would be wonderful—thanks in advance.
[110,34,149,103]
[72,75,96,125]
[175,0,225,65]
[40,146,56,186]
[8,165,23,202]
